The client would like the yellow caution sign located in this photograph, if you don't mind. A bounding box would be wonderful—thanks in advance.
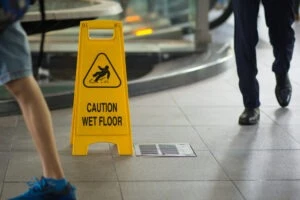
[71,20,133,156]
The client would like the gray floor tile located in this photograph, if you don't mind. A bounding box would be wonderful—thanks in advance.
[259,82,300,107]
[195,125,300,150]
[120,181,244,200]
[50,109,73,126]
[83,143,112,155]
[168,76,239,94]
[170,81,242,106]
[235,181,300,200]
[132,126,208,151]
[53,125,72,137]
[172,90,242,106]
[0,183,27,200]
[60,154,117,182]
[10,117,111,154]
[5,152,43,181]
[0,116,18,128]
[130,106,190,126]
[284,125,300,144]
[5,152,117,182]
[75,182,122,200]
[262,107,300,125]
[9,125,29,138]
[0,182,2,200]
[17,108,73,128]
[129,91,177,106]
[11,135,69,152]
[115,151,228,181]
[213,150,300,180]
[289,89,300,107]
[0,129,13,152]
[181,106,274,126]
[219,69,240,90]
[11,134,111,154]
[292,67,300,76]
[0,153,10,182]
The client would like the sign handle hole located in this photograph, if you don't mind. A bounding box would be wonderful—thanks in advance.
[88,29,114,39]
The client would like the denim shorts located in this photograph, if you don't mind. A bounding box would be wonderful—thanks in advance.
[0,21,32,85]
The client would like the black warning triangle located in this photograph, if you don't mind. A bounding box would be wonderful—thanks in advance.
[83,53,122,88]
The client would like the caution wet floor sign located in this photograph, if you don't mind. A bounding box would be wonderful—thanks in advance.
[71,20,133,156]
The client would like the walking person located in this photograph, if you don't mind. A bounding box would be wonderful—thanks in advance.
[232,0,295,125]
[0,2,77,199]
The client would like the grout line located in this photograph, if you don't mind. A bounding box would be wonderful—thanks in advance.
[0,152,12,199]
[111,149,125,200]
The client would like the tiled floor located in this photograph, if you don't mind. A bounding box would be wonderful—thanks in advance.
[1,15,300,200]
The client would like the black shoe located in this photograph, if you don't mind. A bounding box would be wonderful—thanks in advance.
[239,108,260,125]
[275,73,292,107]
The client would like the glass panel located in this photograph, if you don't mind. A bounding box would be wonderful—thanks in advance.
[110,0,192,41]
[106,0,232,45]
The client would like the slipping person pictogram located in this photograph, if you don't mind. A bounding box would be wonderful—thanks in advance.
[83,53,121,88]
[90,65,110,83]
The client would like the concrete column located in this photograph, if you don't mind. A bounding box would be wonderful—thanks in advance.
[195,0,211,52]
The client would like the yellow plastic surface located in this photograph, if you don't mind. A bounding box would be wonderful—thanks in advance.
[71,20,133,156]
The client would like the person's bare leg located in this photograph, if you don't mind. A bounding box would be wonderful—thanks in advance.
[5,76,64,179]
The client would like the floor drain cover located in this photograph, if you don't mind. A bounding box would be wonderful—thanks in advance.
[134,143,196,157]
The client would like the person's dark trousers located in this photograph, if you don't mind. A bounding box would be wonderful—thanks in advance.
[295,0,300,17]
[232,0,295,109]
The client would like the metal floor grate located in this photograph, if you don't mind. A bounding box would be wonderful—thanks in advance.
[138,144,159,155]
[135,143,196,157]
[159,144,179,155]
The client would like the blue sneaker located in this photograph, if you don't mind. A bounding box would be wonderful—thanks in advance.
[8,177,76,200]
